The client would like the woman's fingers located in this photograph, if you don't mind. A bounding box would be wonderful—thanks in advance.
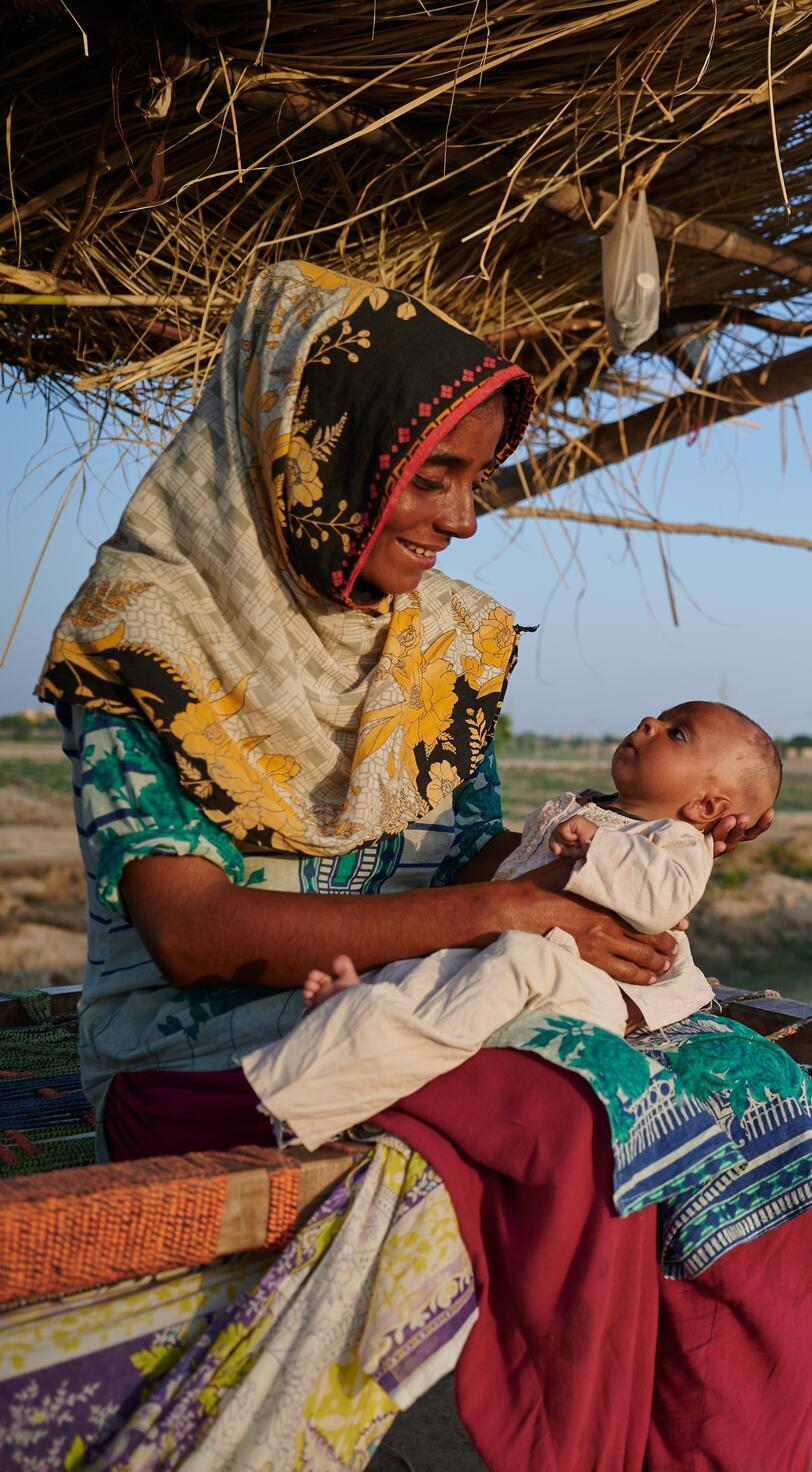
[531,889,678,985]
[710,813,737,855]
[574,918,676,985]
[607,933,673,985]
[739,807,774,842]
[628,926,676,960]
[711,806,774,855]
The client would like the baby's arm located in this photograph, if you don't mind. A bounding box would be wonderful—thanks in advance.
[564,818,713,933]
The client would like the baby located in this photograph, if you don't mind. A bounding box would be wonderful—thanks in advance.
[241,701,782,1149]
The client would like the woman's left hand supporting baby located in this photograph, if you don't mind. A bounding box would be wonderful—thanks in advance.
[709,806,774,856]
[515,860,677,986]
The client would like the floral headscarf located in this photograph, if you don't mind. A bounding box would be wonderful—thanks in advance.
[38,261,535,855]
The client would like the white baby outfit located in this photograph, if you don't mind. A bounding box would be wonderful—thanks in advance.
[241,792,715,1149]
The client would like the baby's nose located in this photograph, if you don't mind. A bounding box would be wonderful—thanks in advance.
[638,715,658,735]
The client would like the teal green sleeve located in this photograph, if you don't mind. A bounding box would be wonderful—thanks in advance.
[74,709,244,915]
[430,740,504,887]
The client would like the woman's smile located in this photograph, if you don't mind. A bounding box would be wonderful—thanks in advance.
[394,535,449,568]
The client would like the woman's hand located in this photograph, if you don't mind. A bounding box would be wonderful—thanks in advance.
[709,807,774,857]
[502,859,676,986]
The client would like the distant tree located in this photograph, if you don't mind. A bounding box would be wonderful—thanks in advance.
[787,734,812,749]
[0,714,33,740]
[494,711,514,751]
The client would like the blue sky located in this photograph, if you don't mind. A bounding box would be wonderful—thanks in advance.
[2,386,810,737]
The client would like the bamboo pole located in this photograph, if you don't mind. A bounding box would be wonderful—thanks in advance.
[0,293,199,308]
[487,344,812,510]
[493,307,812,348]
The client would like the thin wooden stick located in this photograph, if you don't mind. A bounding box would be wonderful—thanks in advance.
[51,108,112,275]
[0,481,73,667]
[501,507,812,553]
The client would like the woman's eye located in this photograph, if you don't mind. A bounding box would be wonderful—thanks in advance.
[413,475,445,492]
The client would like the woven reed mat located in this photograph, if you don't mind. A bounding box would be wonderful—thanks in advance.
[0,992,95,1178]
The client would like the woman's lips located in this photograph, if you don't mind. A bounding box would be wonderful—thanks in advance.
[397,537,442,567]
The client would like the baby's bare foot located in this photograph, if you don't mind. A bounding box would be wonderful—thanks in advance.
[302,954,362,1010]
[302,968,333,1010]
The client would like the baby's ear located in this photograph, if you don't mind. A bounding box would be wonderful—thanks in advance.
[680,794,730,830]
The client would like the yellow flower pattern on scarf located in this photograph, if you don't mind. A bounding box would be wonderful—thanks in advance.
[169,661,303,843]
[463,604,516,697]
[426,758,459,806]
[354,607,460,784]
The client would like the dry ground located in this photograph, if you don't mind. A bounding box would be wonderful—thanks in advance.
[0,781,86,992]
[370,1376,485,1470]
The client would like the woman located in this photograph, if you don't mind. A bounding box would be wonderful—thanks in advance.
[39,261,810,1470]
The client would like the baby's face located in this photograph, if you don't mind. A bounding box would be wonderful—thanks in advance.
[610,702,755,821]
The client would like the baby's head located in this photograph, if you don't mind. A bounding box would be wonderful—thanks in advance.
[610,701,781,833]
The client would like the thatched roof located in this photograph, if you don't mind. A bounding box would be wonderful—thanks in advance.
[2,0,812,508]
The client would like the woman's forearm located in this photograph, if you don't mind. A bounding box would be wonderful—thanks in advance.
[122,854,514,989]
[121,853,677,991]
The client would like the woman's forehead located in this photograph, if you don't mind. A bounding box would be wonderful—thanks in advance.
[427,399,507,463]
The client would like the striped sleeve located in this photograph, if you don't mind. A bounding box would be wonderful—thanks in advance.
[59,704,244,916]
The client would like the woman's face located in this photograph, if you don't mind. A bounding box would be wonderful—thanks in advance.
[361,395,506,597]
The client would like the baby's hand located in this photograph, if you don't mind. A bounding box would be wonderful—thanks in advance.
[549,815,598,860]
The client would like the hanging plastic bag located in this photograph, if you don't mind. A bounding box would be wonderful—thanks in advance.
[601,189,660,354]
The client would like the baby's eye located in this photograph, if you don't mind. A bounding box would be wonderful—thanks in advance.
[668,725,687,742]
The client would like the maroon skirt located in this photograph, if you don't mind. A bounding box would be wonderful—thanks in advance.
[104,1055,812,1472]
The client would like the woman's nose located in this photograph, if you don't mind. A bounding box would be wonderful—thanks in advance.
[436,480,478,541]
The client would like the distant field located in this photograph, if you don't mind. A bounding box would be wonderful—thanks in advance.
[0,755,72,794]
[2,741,812,814]
[498,752,812,822]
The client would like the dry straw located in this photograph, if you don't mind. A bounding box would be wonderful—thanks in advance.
[1,0,811,530]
